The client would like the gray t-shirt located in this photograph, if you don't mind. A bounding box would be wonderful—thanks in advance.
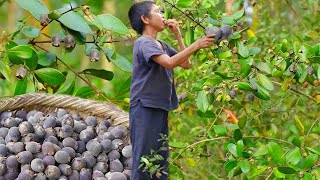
[130,36,178,111]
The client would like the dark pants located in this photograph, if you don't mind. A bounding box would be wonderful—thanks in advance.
[129,100,169,180]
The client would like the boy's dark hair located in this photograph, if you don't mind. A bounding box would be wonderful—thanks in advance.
[128,1,154,35]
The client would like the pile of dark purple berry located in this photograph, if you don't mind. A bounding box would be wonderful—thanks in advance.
[0,108,131,180]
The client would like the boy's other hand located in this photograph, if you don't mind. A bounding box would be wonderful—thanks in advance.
[165,19,181,36]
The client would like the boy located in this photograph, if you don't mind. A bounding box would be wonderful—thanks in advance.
[128,1,215,179]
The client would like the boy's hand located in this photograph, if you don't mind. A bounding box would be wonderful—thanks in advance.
[165,19,181,36]
[195,34,215,49]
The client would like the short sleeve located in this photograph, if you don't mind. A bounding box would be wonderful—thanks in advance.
[140,40,165,63]
[166,45,178,57]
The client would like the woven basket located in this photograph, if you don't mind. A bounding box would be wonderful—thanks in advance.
[0,93,129,127]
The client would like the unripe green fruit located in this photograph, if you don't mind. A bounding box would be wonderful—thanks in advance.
[40,14,50,26]
[48,10,61,20]
[64,35,75,49]
[51,34,62,47]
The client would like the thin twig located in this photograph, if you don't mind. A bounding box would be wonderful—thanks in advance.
[170,136,293,163]
[284,0,307,30]
[162,0,206,29]
[306,117,320,139]
[273,81,316,102]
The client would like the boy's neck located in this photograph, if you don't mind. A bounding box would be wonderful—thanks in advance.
[142,29,158,40]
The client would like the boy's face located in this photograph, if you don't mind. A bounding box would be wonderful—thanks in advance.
[145,4,166,32]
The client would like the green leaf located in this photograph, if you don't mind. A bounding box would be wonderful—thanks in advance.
[114,76,131,97]
[278,167,296,174]
[301,154,318,169]
[61,24,86,45]
[306,147,320,156]
[299,68,308,84]
[257,73,274,91]
[7,45,33,59]
[96,14,129,34]
[253,145,268,157]
[34,68,66,86]
[59,11,93,34]
[0,55,11,83]
[273,168,285,178]
[56,72,75,95]
[236,140,244,157]
[22,26,41,38]
[232,9,245,20]
[37,51,56,66]
[294,115,305,134]
[267,142,285,165]
[292,137,301,147]
[219,50,232,59]
[249,47,261,56]
[247,37,257,44]
[204,17,220,26]
[255,62,271,74]
[81,69,114,81]
[237,42,249,58]
[196,91,209,113]
[213,125,227,136]
[169,141,187,148]
[221,16,235,25]
[233,129,242,142]
[75,86,95,98]
[236,82,254,91]
[176,0,193,8]
[14,77,27,96]
[111,53,132,72]
[286,147,301,165]
[227,143,237,157]
[102,47,132,72]
[302,172,313,180]
[239,160,250,173]
[25,49,38,70]
[16,0,49,21]
[224,160,237,171]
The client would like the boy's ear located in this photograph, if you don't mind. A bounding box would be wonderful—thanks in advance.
[141,15,149,25]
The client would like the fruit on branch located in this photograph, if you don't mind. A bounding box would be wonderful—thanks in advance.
[64,35,75,49]
[229,90,236,99]
[82,5,90,15]
[89,49,100,62]
[289,64,295,72]
[232,47,238,54]
[205,27,223,42]
[248,93,255,101]
[51,34,62,47]
[40,14,50,26]
[308,67,314,75]
[302,81,308,88]
[205,25,233,43]
[220,25,233,40]
[16,67,27,79]
[48,10,61,20]
[313,80,319,86]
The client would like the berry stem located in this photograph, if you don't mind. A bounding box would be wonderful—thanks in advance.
[162,0,206,29]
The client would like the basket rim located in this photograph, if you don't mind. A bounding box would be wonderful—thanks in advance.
[0,93,129,126]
